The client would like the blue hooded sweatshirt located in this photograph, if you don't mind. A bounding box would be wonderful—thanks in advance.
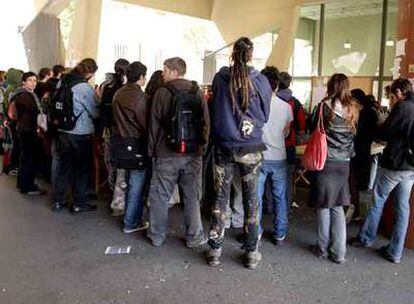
[211,66,272,150]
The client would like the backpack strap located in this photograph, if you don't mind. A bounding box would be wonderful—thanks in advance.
[164,83,179,96]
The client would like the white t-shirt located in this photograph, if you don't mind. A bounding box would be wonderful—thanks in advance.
[262,94,294,161]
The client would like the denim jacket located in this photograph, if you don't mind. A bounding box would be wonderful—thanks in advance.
[63,82,99,135]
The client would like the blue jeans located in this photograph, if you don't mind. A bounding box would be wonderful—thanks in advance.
[124,169,148,230]
[357,167,414,260]
[258,160,289,239]
[148,156,204,246]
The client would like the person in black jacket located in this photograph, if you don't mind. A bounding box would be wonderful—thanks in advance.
[351,78,414,264]
[13,72,45,195]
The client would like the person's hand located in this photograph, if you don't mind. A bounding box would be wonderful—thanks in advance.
[377,108,388,125]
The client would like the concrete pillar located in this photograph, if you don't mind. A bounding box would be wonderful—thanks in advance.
[66,0,103,65]
[211,0,306,72]
[266,4,301,70]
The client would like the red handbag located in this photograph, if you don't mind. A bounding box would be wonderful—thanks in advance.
[301,102,327,171]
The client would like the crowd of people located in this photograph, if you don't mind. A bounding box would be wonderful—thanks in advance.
[0,36,413,269]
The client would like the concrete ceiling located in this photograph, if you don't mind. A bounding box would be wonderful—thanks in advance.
[301,0,398,20]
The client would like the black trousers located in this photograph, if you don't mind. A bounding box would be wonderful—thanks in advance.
[18,132,41,193]
[52,133,93,207]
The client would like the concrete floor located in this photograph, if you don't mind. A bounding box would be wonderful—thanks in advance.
[0,175,414,304]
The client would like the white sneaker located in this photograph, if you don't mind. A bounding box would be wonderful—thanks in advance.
[123,221,149,234]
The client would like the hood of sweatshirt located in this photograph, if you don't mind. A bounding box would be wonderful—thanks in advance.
[6,68,23,89]
[276,88,293,102]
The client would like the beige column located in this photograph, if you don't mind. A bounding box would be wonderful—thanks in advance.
[66,0,103,65]
[211,0,306,71]
[266,5,301,70]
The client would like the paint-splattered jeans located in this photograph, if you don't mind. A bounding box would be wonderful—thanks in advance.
[208,147,262,252]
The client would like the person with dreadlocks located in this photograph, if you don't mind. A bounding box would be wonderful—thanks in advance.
[206,37,272,269]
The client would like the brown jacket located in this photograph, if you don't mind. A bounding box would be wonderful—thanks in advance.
[148,78,210,157]
[112,83,147,139]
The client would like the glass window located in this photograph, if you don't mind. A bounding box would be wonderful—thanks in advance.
[96,0,225,84]
[384,0,398,78]
[322,1,382,77]
[292,5,321,77]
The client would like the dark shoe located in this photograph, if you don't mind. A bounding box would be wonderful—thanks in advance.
[310,245,328,259]
[51,202,66,212]
[86,191,98,201]
[244,249,262,269]
[236,233,246,244]
[237,232,262,244]
[71,203,97,213]
[377,246,401,264]
[348,237,372,248]
[206,248,222,267]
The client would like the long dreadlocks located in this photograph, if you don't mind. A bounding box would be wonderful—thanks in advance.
[229,37,254,113]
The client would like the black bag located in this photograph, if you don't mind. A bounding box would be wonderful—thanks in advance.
[49,74,86,132]
[165,82,204,154]
[110,134,148,170]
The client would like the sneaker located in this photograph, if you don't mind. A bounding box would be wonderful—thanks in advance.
[71,203,97,213]
[274,234,287,246]
[310,245,328,259]
[23,188,46,196]
[345,205,355,224]
[51,201,66,212]
[348,237,372,248]
[123,221,149,234]
[329,256,346,264]
[377,246,401,264]
[244,249,262,269]
[186,236,208,248]
[206,248,222,267]
[8,169,18,176]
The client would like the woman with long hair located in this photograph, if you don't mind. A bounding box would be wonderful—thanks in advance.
[310,73,359,264]
[206,37,272,269]
[145,70,164,106]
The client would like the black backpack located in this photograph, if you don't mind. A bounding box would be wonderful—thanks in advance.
[100,78,123,130]
[49,74,86,132]
[165,82,204,154]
